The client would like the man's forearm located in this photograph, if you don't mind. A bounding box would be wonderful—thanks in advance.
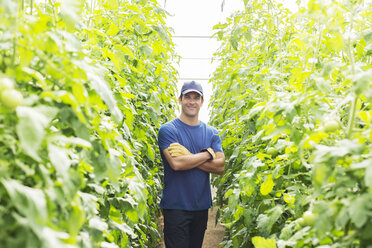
[165,150,211,171]
[197,157,225,175]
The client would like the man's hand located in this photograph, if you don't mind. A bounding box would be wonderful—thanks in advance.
[197,151,225,175]
[201,148,216,160]
[168,143,191,157]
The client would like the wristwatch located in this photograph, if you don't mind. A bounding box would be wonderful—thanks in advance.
[201,148,215,160]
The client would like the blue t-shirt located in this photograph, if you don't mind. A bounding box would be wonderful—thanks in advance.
[157,118,223,211]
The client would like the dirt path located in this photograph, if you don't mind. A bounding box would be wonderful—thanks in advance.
[202,207,225,248]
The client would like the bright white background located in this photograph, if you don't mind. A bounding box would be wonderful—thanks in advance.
[160,0,244,123]
[160,0,297,123]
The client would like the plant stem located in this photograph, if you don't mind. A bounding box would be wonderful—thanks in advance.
[345,6,357,139]
[11,37,16,67]
[346,94,358,138]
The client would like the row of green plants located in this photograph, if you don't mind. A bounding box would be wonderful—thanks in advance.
[0,0,178,247]
[209,0,372,247]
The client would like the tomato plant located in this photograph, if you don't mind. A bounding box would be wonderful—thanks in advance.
[209,0,372,247]
[323,120,340,133]
[1,89,23,109]
[267,147,278,156]
[0,77,15,91]
[302,211,316,227]
[0,0,178,247]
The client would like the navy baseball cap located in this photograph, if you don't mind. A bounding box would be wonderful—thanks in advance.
[180,81,203,97]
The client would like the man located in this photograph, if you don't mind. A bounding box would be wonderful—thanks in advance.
[157,81,226,248]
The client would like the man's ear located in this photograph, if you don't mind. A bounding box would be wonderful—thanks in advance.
[178,96,182,103]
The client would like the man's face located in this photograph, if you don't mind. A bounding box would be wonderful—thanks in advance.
[179,92,203,118]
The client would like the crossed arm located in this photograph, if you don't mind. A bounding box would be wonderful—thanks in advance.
[162,144,225,175]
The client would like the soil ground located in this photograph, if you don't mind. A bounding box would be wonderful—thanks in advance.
[201,206,225,248]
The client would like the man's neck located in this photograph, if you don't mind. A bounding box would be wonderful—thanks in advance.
[179,114,199,126]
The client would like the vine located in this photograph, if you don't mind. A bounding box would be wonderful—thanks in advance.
[210,0,372,247]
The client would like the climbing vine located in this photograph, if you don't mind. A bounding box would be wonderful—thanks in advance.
[210,0,372,247]
[0,0,177,247]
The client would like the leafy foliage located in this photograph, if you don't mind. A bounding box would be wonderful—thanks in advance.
[209,0,372,247]
[0,0,178,247]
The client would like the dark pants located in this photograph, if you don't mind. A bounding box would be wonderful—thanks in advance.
[163,209,208,248]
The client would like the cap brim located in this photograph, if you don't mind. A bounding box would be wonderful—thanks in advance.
[182,89,203,96]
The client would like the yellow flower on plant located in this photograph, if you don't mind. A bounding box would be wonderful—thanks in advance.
[283,194,295,205]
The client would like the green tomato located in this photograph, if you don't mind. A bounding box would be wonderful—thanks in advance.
[297,217,305,228]
[0,77,15,92]
[1,89,23,109]
[103,40,112,47]
[267,147,278,156]
[324,120,340,132]
[302,211,315,226]
[113,36,121,44]
[295,222,302,230]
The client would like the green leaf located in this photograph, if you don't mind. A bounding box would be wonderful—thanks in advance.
[244,30,252,42]
[348,194,370,228]
[365,166,372,191]
[101,242,119,248]
[233,205,244,221]
[89,216,108,231]
[125,209,139,223]
[260,174,274,195]
[312,163,330,187]
[116,45,135,58]
[240,177,255,197]
[146,142,155,160]
[363,30,372,42]
[68,201,85,236]
[252,236,277,248]
[313,201,334,236]
[16,106,57,161]
[72,117,90,140]
[103,0,119,10]
[22,67,47,87]
[79,192,98,217]
[353,70,372,96]
[107,150,122,190]
[140,45,153,56]
[257,205,283,236]
[48,143,71,176]
[230,37,239,50]
[0,0,17,13]
[335,205,349,229]
[2,179,47,228]
[87,70,123,123]
[107,23,119,36]
[38,227,69,248]
[127,175,147,219]
[326,32,344,51]
[109,220,132,243]
[151,25,170,44]
[111,196,138,210]
[60,0,83,29]
[123,108,134,131]
[60,30,81,52]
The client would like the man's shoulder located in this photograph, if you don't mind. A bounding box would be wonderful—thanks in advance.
[159,119,178,132]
